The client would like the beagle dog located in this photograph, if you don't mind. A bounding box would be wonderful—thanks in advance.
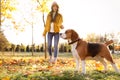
[60,29,120,74]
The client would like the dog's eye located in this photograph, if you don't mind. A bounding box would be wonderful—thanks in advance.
[65,31,68,34]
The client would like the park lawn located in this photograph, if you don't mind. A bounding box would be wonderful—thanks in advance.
[0,52,120,80]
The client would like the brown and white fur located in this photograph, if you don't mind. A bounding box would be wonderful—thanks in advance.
[60,29,120,74]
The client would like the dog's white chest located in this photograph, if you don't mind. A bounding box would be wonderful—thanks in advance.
[71,42,80,59]
[71,42,77,51]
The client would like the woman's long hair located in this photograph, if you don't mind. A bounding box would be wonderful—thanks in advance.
[50,2,59,22]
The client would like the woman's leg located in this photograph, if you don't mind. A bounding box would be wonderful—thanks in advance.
[47,33,53,59]
[53,33,59,62]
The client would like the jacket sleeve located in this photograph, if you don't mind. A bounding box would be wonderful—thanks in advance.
[43,26,47,36]
[58,14,63,28]
[43,14,49,36]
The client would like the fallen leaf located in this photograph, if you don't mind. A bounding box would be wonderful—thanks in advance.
[2,76,10,80]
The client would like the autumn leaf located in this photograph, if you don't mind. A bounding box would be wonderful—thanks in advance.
[47,65,54,69]
[0,60,2,66]
[2,76,10,80]
[23,71,33,76]
[95,62,104,71]
[118,64,120,68]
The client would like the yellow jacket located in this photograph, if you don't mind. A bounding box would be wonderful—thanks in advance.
[43,12,63,36]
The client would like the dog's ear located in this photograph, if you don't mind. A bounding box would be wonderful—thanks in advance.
[71,29,79,41]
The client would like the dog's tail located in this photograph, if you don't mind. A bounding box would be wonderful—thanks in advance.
[105,40,113,46]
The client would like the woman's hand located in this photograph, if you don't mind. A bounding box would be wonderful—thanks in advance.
[42,33,45,38]
[60,25,64,29]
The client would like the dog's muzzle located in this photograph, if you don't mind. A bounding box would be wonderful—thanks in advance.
[60,33,66,39]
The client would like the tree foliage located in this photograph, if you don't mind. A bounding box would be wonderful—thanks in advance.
[0,0,16,51]
[86,33,101,42]
[1,0,16,23]
[36,0,52,13]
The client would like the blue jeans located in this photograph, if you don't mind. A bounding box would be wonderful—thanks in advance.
[47,32,59,58]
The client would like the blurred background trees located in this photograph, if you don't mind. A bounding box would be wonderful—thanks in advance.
[0,32,9,51]
[0,0,120,54]
[0,0,16,51]
[85,32,120,53]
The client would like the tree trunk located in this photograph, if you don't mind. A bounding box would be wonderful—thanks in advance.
[0,0,1,32]
[43,13,47,59]
[32,22,34,56]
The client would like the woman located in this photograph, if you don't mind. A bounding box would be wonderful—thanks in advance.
[43,2,64,63]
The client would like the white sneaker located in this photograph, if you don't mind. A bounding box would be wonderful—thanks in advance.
[52,58,57,64]
[49,56,53,63]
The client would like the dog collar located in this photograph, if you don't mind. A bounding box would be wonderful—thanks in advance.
[68,38,80,45]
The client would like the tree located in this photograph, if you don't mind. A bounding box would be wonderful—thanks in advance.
[86,33,109,43]
[0,0,16,53]
[0,32,9,52]
[37,0,52,59]
[1,0,16,31]
[21,0,39,56]
[86,33,99,42]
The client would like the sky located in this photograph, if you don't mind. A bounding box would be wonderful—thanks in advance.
[2,0,120,45]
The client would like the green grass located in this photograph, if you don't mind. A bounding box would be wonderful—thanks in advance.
[0,52,120,80]
[0,51,120,58]
[0,52,73,58]
[0,70,120,80]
